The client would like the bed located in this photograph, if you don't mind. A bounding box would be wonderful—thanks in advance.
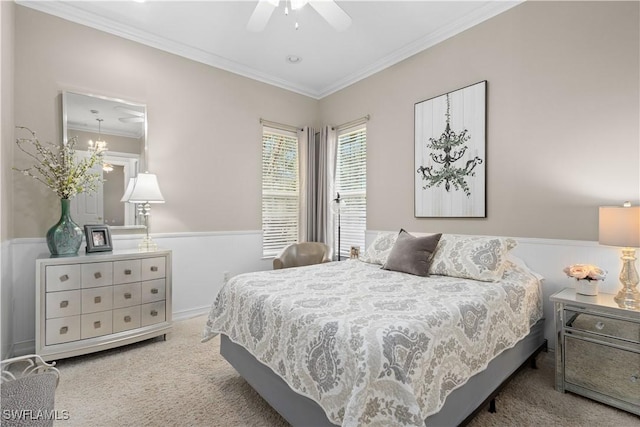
[203,233,546,426]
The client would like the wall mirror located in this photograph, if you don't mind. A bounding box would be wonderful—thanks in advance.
[63,91,147,229]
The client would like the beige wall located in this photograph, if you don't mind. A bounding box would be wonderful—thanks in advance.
[13,6,318,238]
[11,2,640,242]
[320,1,640,241]
[1,0,14,242]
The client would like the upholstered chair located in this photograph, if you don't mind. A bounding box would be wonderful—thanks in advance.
[273,242,333,269]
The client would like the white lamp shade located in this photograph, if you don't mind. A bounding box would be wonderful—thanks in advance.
[599,206,640,248]
[127,172,165,204]
[120,177,136,202]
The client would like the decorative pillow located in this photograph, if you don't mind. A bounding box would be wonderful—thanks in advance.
[361,232,398,265]
[428,234,517,282]
[382,230,442,276]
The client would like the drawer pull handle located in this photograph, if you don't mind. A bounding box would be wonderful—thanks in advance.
[94,321,101,329]
[595,321,605,330]
[59,274,69,282]
[124,269,132,275]
[150,266,159,272]
[150,310,158,317]
[124,315,132,323]
[60,300,69,308]
[94,272,102,279]
[94,296,102,304]
[60,326,68,334]
[151,288,159,294]
[631,375,638,383]
[124,292,132,299]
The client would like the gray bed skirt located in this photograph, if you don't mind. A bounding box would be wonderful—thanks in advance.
[220,319,546,426]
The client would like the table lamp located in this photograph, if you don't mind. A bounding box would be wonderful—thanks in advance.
[124,172,165,251]
[599,202,640,309]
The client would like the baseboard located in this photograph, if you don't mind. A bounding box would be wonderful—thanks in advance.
[11,340,34,357]
[173,306,210,322]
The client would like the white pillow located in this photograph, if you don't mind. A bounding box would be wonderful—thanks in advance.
[429,234,517,282]
[361,232,398,265]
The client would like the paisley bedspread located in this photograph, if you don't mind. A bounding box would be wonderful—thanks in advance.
[203,259,543,426]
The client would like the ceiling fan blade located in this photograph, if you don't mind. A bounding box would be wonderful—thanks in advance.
[118,117,144,123]
[309,0,351,32]
[247,0,278,32]
[114,106,145,117]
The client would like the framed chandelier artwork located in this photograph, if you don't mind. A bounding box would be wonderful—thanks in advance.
[415,81,486,218]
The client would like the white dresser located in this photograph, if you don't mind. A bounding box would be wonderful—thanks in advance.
[36,249,172,361]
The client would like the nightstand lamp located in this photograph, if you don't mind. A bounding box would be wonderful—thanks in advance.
[599,202,640,309]
[124,172,165,251]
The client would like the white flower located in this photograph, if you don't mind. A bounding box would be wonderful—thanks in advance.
[563,264,607,281]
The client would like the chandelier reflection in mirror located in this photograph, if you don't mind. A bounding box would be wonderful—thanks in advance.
[88,117,113,172]
[416,94,483,197]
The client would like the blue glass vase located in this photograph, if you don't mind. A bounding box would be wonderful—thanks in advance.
[46,199,83,256]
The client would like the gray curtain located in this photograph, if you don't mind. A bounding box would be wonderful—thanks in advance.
[300,126,336,245]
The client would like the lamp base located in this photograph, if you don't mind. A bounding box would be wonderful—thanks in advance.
[138,235,158,252]
[614,286,640,310]
[613,248,640,310]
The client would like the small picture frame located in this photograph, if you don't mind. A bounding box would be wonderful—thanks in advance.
[350,245,360,259]
[84,225,113,253]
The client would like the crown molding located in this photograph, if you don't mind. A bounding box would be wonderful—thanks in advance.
[318,1,523,98]
[17,1,522,100]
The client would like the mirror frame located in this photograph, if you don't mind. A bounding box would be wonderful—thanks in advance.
[62,90,148,230]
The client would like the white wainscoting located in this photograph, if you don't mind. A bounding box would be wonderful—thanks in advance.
[365,230,627,349]
[4,230,629,356]
[7,230,271,357]
[1,239,13,359]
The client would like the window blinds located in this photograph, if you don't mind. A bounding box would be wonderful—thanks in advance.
[262,127,299,257]
[335,125,366,259]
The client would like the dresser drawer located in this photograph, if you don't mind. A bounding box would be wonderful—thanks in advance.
[46,316,80,345]
[81,262,113,288]
[141,301,165,327]
[81,287,114,314]
[81,311,113,339]
[566,310,640,345]
[141,257,166,281]
[141,279,165,304]
[565,336,640,407]
[113,283,142,308]
[45,265,81,292]
[46,290,81,319]
[113,306,141,333]
[113,260,141,284]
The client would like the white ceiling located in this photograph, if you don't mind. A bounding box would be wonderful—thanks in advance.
[18,0,521,99]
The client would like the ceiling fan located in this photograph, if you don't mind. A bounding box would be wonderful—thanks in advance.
[115,106,145,124]
[247,0,352,32]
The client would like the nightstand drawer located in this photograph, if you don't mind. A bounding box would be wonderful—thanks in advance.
[141,301,165,326]
[113,283,141,308]
[141,279,165,304]
[81,287,114,314]
[81,262,113,288]
[81,311,113,339]
[113,306,141,333]
[566,310,640,345]
[113,260,141,284]
[565,336,640,407]
[46,316,80,345]
[45,265,81,292]
[46,290,81,319]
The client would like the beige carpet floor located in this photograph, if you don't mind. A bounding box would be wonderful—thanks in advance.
[51,315,639,427]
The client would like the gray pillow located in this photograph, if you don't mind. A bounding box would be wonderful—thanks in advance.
[382,230,442,276]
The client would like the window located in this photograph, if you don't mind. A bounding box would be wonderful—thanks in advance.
[335,125,366,259]
[262,126,299,257]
